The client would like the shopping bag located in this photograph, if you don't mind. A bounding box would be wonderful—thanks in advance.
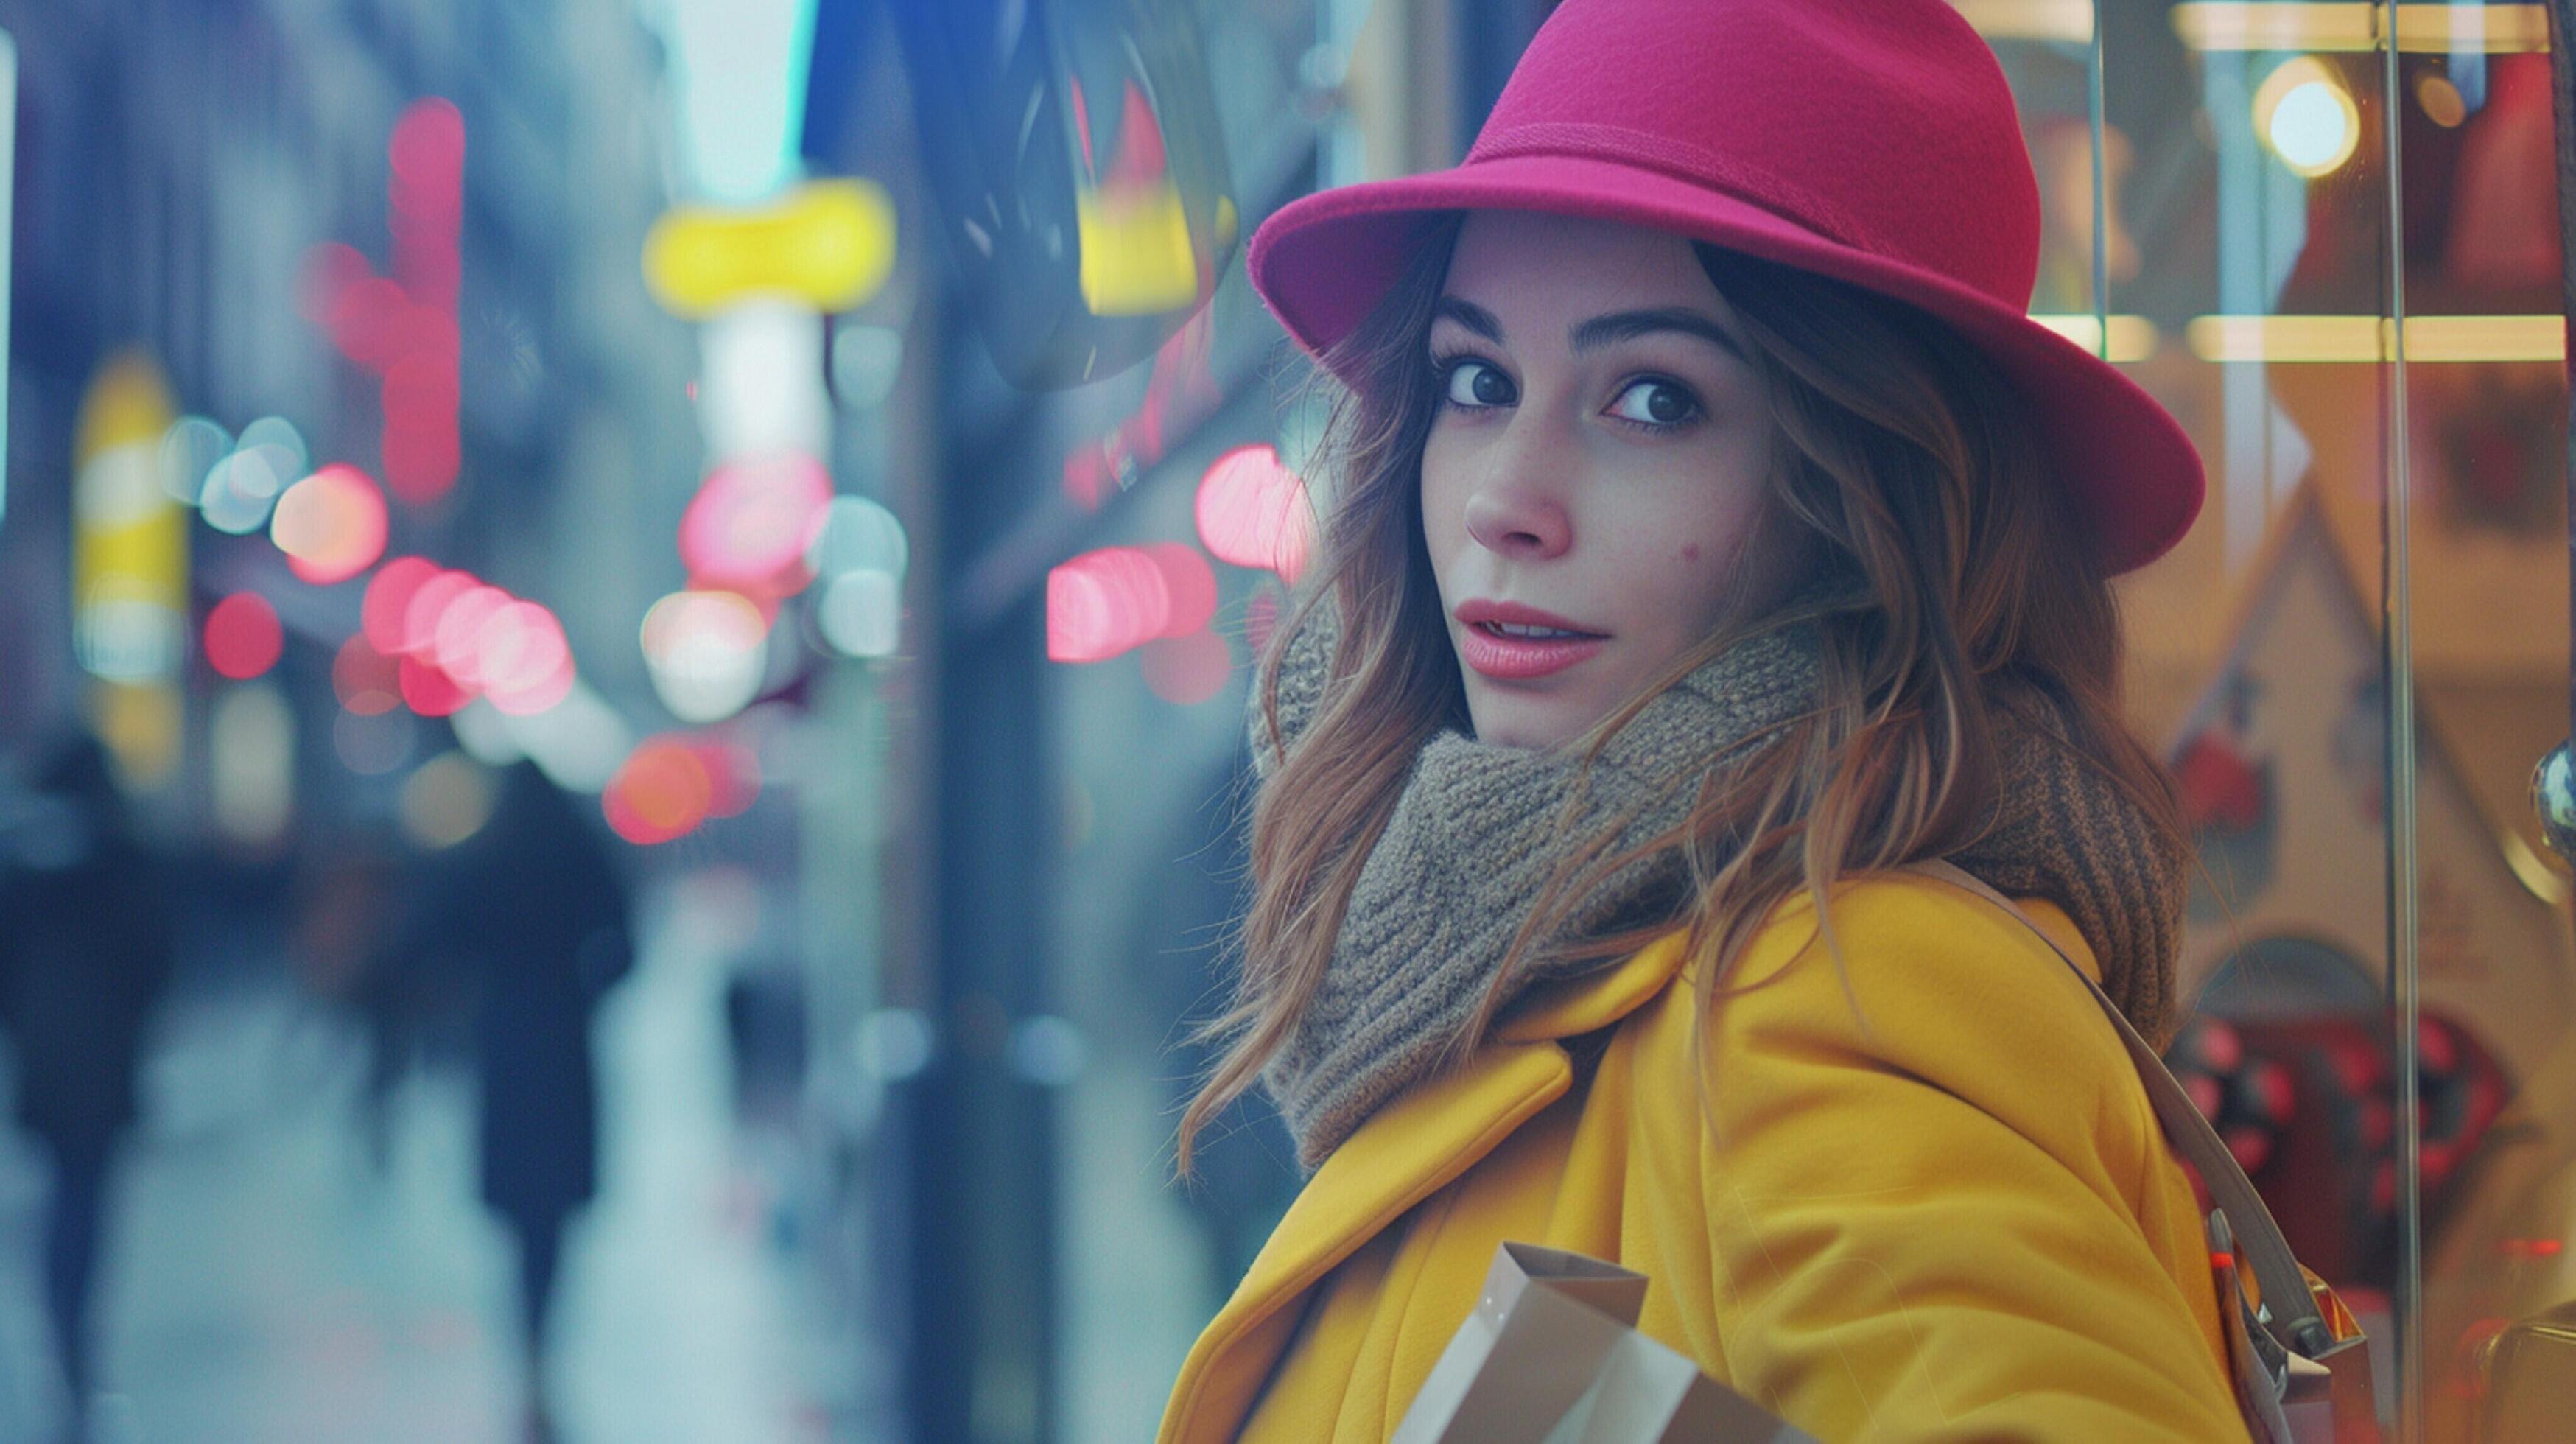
[1391,1241,1817,1444]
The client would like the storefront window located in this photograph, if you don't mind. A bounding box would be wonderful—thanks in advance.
[1962,4,2573,1437]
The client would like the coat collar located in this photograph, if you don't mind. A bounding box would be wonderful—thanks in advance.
[1159,930,1695,1443]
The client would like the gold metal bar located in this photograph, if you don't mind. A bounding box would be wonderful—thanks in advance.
[2027,313,2163,362]
[2183,314,2565,362]
[2173,3,2549,54]
[1950,0,2095,44]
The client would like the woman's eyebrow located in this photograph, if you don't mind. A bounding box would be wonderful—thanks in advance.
[1569,307,1746,362]
[1431,295,1505,342]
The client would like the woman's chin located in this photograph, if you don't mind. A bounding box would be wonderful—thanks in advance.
[1464,694,1589,753]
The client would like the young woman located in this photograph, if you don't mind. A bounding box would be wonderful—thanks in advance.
[1161,1,2250,1440]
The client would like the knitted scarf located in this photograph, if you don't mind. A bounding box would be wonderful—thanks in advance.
[1248,601,2188,1173]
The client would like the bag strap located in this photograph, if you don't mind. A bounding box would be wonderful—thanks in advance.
[1909,860,2336,1353]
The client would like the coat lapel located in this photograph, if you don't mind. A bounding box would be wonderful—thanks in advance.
[1159,1038,1568,1443]
[1159,930,1696,1443]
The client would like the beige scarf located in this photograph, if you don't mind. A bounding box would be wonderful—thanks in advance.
[1247,602,2187,1173]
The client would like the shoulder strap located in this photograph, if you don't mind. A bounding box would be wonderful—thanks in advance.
[1909,859,2333,1349]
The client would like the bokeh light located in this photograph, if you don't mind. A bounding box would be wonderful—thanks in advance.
[399,652,470,717]
[1145,543,1215,638]
[333,634,404,716]
[642,589,769,723]
[816,569,901,659]
[399,751,496,850]
[271,464,390,584]
[203,591,284,680]
[804,494,908,579]
[1194,444,1311,581]
[603,735,716,845]
[678,452,833,597]
[199,442,292,535]
[361,556,441,653]
[432,584,512,684]
[400,569,480,656]
[1046,547,1172,663]
[209,681,295,848]
[685,735,762,819]
[158,416,231,505]
[477,600,575,716]
[296,99,463,505]
[807,495,910,659]
[496,682,633,793]
[2255,57,2359,179]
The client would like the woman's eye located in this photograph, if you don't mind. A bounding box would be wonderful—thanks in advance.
[1607,378,1700,428]
[1443,360,1516,410]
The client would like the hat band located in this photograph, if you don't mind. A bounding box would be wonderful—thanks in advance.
[1467,120,1877,256]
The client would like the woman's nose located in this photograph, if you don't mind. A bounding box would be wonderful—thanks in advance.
[1462,485,1570,559]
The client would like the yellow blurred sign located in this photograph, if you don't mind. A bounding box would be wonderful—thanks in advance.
[73,350,187,786]
[1075,182,1199,317]
[643,178,897,318]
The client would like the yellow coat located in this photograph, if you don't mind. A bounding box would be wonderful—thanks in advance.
[1159,872,2252,1443]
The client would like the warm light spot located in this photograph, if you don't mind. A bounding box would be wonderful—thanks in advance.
[1141,629,1232,704]
[399,653,470,717]
[432,584,511,685]
[685,735,762,818]
[603,737,716,845]
[362,557,441,653]
[400,569,477,656]
[271,464,390,584]
[400,751,496,849]
[1047,547,1173,662]
[388,99,466,229]
[205,592,284,681]
[2415,73,2467,127]
[333,634,404,715]
[209,682,295,847]
[1145,544,1217,639]
[679,453,833,598]
[1196,444,1313,581]
[477,601,575,716]
[641,589,769,723]
[2254,57,2359,178]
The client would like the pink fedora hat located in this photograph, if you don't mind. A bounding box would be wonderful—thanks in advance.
[1246,0,2203,575]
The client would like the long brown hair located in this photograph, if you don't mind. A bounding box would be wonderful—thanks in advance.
[1173,217,2184,1173]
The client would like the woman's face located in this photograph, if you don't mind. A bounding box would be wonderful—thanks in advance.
[1420,211,1796,751]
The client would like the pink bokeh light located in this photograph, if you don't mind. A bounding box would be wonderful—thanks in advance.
[1047,547,1174,663]
[1195,444,1312,582]
[679,454,834,599]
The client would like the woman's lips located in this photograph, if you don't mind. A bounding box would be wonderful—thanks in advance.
[1455,620,1607,680]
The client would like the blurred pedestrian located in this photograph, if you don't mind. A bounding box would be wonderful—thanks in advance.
[0,732,177,1438]
[383,760,631,1444]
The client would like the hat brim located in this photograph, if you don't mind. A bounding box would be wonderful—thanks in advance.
[1246,152,2204,576]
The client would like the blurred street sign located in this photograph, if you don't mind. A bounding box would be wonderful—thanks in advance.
[889,0,1238,390]
[643,178,898,318]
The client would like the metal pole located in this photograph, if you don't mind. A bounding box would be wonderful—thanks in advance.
[2538,9,2576,875]
[2376,4,2424,1438]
